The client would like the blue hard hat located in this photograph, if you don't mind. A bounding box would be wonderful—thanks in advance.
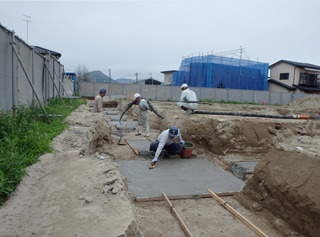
[169,126,178,137]
[99,88,106,94]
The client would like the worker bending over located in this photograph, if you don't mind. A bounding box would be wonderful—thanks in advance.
[120,93,164,137]
[149,126,185,169]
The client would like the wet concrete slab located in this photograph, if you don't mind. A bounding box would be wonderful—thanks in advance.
[103,108,116,111]
[116,122,137,130]
[108,121,137,130]
[127,139,153,157]
[105,110,119,115]
[107,115,127,121]
[117,158,245,198]
[230,161,258,180]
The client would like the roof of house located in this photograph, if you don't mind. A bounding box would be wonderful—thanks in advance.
[143,78,162,85]
[269,60,320,70]
[160,70,178,73]
[293,84,320,93]
[33,46,61,59]
[268,79,296,91]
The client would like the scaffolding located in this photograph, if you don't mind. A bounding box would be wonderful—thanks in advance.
[173,50,269,91]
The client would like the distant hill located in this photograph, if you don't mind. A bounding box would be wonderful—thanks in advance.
[116,78,136,84]
[87,70,118,83]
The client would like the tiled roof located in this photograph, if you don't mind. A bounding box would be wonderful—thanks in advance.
[269,60,320,69]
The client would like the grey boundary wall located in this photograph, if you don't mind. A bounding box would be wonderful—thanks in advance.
[0,21,312,110]
[0,24,73,111]
[78,81,311,105]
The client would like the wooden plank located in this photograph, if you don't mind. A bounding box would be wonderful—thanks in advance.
[162,192,193,237]
[124,138,139,155]
[207,188,268,237]
[134,192,239,202]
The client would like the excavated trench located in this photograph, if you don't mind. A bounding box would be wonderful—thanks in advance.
[93,99,320,236]
[2,98,318,236]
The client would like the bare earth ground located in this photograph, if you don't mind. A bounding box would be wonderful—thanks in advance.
[1,96,320,236]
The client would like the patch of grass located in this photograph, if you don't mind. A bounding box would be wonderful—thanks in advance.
[0,98,86,206]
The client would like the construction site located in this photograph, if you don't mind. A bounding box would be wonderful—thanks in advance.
[0,95,319,236]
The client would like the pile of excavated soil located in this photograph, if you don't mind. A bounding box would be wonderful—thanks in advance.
[0,104,140,236]
[236,149,320,236]
[1,95,320,236]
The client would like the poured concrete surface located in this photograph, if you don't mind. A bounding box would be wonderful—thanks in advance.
[127,139,154,157]
[105,110,119,115]
[103,108,116,111]
[117,158,245,198]
[108,121,137,127]
[230,161,258,180]
[107,115,127,121]
[116,122,137,130]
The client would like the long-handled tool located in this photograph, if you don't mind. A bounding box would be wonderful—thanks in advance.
[117,132,125,145]
[118,121,129,145]
[124,138,139,155]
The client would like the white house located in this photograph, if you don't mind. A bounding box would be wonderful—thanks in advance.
[269,60,320,93]
[161,70,177,86]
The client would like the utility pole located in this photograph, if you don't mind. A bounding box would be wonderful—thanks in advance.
[149,73,153,85]
[108,69,111,99]
[135,72,138,84]
[23,15,31,43]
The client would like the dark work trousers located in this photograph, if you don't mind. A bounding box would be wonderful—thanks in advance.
[149,140,183,155]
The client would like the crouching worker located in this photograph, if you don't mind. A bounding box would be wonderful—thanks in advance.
[177,83,198,115]
[149,126,185,169]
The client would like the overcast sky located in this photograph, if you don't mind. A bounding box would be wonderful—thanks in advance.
[1,0,320,81]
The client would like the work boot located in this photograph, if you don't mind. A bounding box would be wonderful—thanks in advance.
[181,105,188,111]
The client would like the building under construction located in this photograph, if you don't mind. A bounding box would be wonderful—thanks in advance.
[172,53,269,91]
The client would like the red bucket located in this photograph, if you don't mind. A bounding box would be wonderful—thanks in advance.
[181,141,194,158]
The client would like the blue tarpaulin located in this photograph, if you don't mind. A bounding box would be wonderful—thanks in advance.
[173,55,269,91]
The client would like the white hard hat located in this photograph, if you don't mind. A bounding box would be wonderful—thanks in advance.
[181,83,188,89]
[134,93,141,100]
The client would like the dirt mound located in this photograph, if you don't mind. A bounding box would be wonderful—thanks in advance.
[286,95,320,110]
[237,149,320,236]
[279,95,320,116]
[59,104,112,154]
[0,103,140,236]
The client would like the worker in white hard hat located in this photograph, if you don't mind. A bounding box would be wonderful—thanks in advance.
[119,93,164,137]
[94,88,107,112]
[134,93,150,136]
[177,83,198,114]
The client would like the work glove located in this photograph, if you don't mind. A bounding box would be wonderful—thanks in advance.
[180,139,185,146]
[152,157,158,163]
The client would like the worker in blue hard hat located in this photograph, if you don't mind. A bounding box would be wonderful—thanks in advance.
[177,83,198,115]
[94,88,107,112]
[148,125,185,169]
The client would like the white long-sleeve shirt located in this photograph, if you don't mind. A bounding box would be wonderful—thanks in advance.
[154,129,182,159]
[180,88,198,103]
[139,98,150,113]
[94,94,103,112]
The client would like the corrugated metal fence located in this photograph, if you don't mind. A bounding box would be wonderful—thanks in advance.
[78,82,310,105]
[0,24,73,112]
